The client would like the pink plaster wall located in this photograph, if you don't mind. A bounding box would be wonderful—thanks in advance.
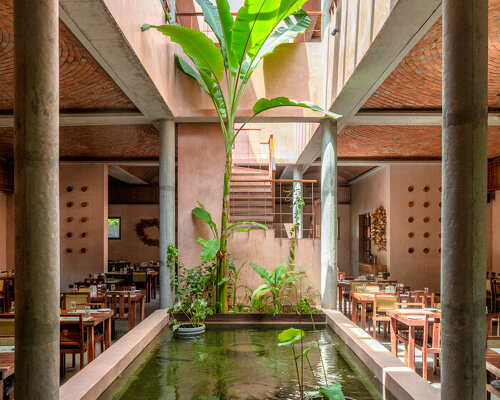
[108,204,160,264]
[59,164,108,290]
[491,191,500,273]
[350,167,390,276]
[177,123,323,295]
[389,164,442,292]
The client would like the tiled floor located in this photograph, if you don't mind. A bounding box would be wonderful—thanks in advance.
[60,296,160,384]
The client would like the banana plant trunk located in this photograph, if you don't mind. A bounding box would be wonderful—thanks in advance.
[217,151,231,313]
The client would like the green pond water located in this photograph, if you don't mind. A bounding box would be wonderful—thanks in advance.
[100,326,395,400]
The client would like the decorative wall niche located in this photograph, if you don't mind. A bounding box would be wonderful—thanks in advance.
[423,232,430,238]
[408,248,414,254]
[81,186,88,192]
[66,201,73,207]
[81,201,89,207]
[408,201,414,207]
[408,216,414,223]
[423,201,430,208]
[423,217,430,223]
[81,217,88,223]
[66,217,73,223]
[66,232,72,238]
[80,248,87,254]
[408,185,414,192]
[423,186,430,192]
[408,232,414,238]
[66,186,73,192]
[66,248,72,253]
[81,232,87,238]
[423,248,430,254]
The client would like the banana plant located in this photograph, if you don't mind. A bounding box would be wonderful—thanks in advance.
[142,0,339,313]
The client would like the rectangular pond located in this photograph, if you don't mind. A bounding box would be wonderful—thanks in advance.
[100,325,395,400]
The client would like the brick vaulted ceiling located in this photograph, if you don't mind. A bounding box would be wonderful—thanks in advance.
[0,0,137,113]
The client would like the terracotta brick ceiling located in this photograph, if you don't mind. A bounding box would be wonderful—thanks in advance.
[0,0,137,113]
[362,0,500,111]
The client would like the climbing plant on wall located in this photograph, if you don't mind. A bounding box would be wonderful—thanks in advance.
[142,0,339,312]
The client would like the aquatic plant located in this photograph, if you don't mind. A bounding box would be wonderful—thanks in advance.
[169,298,214,330]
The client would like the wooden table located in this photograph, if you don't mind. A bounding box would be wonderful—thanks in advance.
[0,351,14,400]
[386,309,441,371]
[105,290,146,331]
[60,310,113,363]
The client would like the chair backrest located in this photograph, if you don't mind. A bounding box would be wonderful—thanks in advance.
[395,302,425,310]
[425,314,441,350]
[349,281,369,292]
[105,292,132,320]
[62,292,90,310]
[411,292,435,307]
[0,319,14,336]
[133,272,147,283]
[374,293,399,313]
[0,279,4,293]
[60,314,84,349]
[78,287,90,293]
[358,285,380,294]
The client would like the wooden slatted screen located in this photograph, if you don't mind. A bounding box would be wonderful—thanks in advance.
[488,158,500,192]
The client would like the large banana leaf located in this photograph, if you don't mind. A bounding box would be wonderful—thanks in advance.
[142,24,224,82]
[231,0,281,73]
[250,263,272,283]
[250,283,271,308]
[195,0,228,63]
[228,221,268,230]
[193,202,219,238]
[271,263,287,285]
[215,0,235,68]
[199,69,228,120]
[253,97,341,119]
[197,237,221,262]
[175,55,210,93]
[251,11,310,65]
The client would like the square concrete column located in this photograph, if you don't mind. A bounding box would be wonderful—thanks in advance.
[441,1,488,399]
[321,119,337,309]
[159,119,176,309]
[14,0,60,398]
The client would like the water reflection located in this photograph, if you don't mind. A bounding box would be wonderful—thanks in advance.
[105,327,393,400]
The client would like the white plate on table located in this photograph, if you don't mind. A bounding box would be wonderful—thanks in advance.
[97,308,111,312]
[0,346,14,353]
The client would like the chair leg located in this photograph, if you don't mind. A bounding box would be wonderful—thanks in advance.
[80,353,84,370]
[372,321,377,338]
[433,354,438,375]
[60,354,65,377]
[72,353,75,368]
[422,349,428,380]
[404,344,408,365]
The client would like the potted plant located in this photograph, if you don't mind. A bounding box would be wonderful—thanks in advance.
[168,298,214,336]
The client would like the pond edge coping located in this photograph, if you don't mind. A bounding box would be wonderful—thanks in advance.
[323,309,440,400]
[59,309,169,400]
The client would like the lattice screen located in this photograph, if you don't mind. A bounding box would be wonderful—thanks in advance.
[488,158,500,192]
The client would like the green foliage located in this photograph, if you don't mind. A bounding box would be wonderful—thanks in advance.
[277,327,304,346]
[284,186,306,266]
[168,298,214,329]
[227,257,247,311]
[167,244,183,289]
[143,0,339,313]
[250,263,305,314]
[108,218,120,226]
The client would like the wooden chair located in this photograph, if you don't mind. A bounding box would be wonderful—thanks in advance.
[0,280,6,313]
[378,280,398,290]
[395,302,425,310]
[410,292,435,308]
[105,292,135,331]
[393,303,425,365]
[487,279,495,312]
[0,319,14,346]
[357,285,380,293]
[60,313,87,374]
[368,293,399,338]
[414,314,441,380]
[132,272,148,301]
[62,292,90,310]
[344,280,368,314]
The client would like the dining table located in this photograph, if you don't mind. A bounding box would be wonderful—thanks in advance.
[351,292,410,330]
[386,308,441,371]
[60,309,114,362]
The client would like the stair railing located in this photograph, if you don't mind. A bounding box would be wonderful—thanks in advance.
[260,135,276,214]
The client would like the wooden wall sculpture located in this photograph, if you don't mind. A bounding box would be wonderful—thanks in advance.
[370,206,387,251]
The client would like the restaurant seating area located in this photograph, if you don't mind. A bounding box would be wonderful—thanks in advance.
[337,272,500,397]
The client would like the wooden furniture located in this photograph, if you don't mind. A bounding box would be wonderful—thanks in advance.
[351,292,376,330]
[359,263,388,275]
[359,213,371,263]
[486,349,500,397]
[409,291,435,308]
[368,293,399,338]
[105,291,146,331]
[387,309,441,372]
[61,292,90,310]
[60,313,87,373]
[0,352,14,400]
[414,314,441,380]
[132,272,149,301]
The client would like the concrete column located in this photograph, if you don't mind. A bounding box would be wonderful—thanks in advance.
[159,119,176,309]
[321,118,337,309]
[14,0,60,398]
[441,1,488,399]
[292,166,303,239]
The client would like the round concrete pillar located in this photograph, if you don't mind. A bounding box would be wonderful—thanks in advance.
[441,1,488,399]
[159,119,176,309]
[321,118,338,309]
[14,0,60,397]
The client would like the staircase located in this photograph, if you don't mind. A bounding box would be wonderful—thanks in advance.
[229,166,274,225]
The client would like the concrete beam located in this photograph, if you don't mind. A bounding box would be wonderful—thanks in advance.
[108,166,148,185]
[297,0,443,166]
[342,112,500,127]
[59,1,172,119]
[0,113,155,128]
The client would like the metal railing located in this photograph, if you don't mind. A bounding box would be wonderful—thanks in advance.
[175,11,321,42]
[228,178,318,239]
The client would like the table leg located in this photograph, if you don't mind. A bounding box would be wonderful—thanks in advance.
[0,378,4,400]
[361,302,366,330]
[390,317,397,356]
[408,326,416,371]
[87,326,95,363]
[129,301,136,331]
[105,317,111,349]
[352,297,358,324]
[140,297,145,321]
